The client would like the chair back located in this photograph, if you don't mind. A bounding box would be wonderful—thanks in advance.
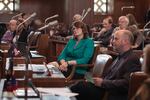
[92,54,112,77]
[89,44,100,66]
[27,31,41,50]
[133,50,143,64]
[128,71,148,100]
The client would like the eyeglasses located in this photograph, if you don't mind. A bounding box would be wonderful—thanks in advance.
[72,27,79,30]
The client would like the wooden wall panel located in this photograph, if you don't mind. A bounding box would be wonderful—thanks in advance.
[64,0,93,26]
[0,0,65,23]
[20,0,65,23]
[93,0,150,28]
[0,0,150,28]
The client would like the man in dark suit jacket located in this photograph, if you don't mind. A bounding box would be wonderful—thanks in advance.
[94,16,115,47]
[70,30,141,100]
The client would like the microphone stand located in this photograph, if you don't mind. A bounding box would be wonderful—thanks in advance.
[17,42,30,99]
[16,31,41,99]
[17,41,41,99]
[6,43,15,85]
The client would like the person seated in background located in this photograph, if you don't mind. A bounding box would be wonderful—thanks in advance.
[126,13,144,50]
[126,13,138,29]
[67,14,91,38]
[94,16,115,47]
[132,44,150,100]
[111,15,143,50]
[109,16,129,47]
[67,14,82,36]
[49,21,94,79]
[113,16,129,33]
[1,19,17,43]
[73,14,82,22]
[17,13,34,44]
[70,30,141,100]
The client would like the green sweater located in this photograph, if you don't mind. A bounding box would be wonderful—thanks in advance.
[58,37,94,74]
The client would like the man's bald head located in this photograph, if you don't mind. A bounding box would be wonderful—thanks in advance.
[112,30,134,53]
[73,14,82,22]
[9,19,17,32]
[117,30,134,45]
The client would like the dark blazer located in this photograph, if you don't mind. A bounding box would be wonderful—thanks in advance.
[94,27,114,47]
[101,49,141,100]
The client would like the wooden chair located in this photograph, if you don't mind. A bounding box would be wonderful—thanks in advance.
[27,31,41,50]
[65,44,100,83]
[92,54,112,77]
[128,71,148,100]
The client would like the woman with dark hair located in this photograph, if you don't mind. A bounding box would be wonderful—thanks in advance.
[126,13,144,49]
[126,13,138,28]
[49,21,94,79]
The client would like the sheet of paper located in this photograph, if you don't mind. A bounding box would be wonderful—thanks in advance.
[13,88,38,97]
[37,87,78,97]
[85,72,94,83]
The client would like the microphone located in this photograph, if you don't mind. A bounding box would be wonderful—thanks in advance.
[45,14,59,24]
[121,6,135,11]
[81,8,91,21]
[81,9,86,17]
[144,28,150,31]
[12,13,23,19]
[17,12,37,31]
[144,20,150,29]
[38,20,58,31]
[23,12,37,23]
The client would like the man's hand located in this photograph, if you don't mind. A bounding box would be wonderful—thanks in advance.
[93,77,103,87]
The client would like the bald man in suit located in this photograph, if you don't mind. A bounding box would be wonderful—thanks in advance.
[71,30,141,100]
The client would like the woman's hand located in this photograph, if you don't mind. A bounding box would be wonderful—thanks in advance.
[59,61,68,71]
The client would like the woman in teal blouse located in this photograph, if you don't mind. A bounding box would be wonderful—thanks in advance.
[51,21,94,79]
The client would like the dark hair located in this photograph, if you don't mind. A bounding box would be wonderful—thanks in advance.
[126,13,138,26]
[72,21,88,39]
[105,16,113,24]
[21,13,26,18]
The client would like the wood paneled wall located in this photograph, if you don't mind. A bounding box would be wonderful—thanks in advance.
[0,0,65,23]
[93,0,150,28]
[0,0,150,28]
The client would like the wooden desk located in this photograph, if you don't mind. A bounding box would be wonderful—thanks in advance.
[0,43,11,50]
[13,64,67,87]
[0,50,46,78]
[0,79,76,100]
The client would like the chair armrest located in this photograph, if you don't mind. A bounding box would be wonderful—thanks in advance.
[65,64,94,82]
[73,64,94,68]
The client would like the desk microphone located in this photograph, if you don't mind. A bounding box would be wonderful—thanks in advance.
[12,13,23,19]
[38,20,58,31]
[17,12,37,31]
[81,8,91,21]
[45,14,59,23]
